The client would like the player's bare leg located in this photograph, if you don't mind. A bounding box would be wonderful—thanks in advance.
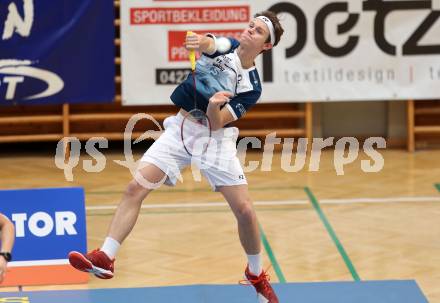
[219,184,278,302]
[68,163,166,279]
[107,162,166,243]
[219,185,261,254]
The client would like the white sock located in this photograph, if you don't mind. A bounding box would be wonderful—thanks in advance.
[247,253,262,276]
[100,237,120,259]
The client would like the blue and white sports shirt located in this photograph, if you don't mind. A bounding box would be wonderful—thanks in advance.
[170,35,262,121]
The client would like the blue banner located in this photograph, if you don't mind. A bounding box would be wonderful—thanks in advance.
[0,0,115,105]
[0,187,87,261]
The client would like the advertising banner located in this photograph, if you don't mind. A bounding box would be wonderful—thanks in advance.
[121,0,440,103]
[0,0,115,105]
[0,187,88,286]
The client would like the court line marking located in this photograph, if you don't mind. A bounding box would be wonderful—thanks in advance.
[86,185,305,195]
[304,187,361,281]
[86,196,440,211]
[259,223,286,283]
[8,259,69,267]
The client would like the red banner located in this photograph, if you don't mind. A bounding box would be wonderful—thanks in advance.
[131,6,249,24]
[168,29,243,61]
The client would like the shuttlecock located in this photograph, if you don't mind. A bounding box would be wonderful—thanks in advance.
[216,37,232,53]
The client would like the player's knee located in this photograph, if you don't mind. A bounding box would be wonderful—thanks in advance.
[235,202,256,225]
[125,179,151,199]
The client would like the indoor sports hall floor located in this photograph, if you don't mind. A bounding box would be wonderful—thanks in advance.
[0,148,439,302]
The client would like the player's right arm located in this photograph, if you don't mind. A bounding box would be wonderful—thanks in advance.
[184,33,215,55]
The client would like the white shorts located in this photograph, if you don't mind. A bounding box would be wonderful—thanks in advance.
[140,112,247,191]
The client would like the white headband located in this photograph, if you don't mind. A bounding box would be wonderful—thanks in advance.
[256,16,275,45]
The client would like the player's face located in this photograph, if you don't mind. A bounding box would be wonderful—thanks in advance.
[239,18,272,51]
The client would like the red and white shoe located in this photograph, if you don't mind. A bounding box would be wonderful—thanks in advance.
[243,266,279,303]
[68,249,115,279]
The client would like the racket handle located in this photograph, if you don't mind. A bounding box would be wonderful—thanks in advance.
[186,31,196,71]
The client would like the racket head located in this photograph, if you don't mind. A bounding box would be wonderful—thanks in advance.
[180,109,212,156]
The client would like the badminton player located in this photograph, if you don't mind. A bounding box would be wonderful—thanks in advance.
[69,11,284,303]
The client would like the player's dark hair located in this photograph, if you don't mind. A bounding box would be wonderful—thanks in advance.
[254,11,284,47]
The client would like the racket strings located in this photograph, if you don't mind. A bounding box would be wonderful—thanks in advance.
[181,113,211,156]
[190,109,209,125]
